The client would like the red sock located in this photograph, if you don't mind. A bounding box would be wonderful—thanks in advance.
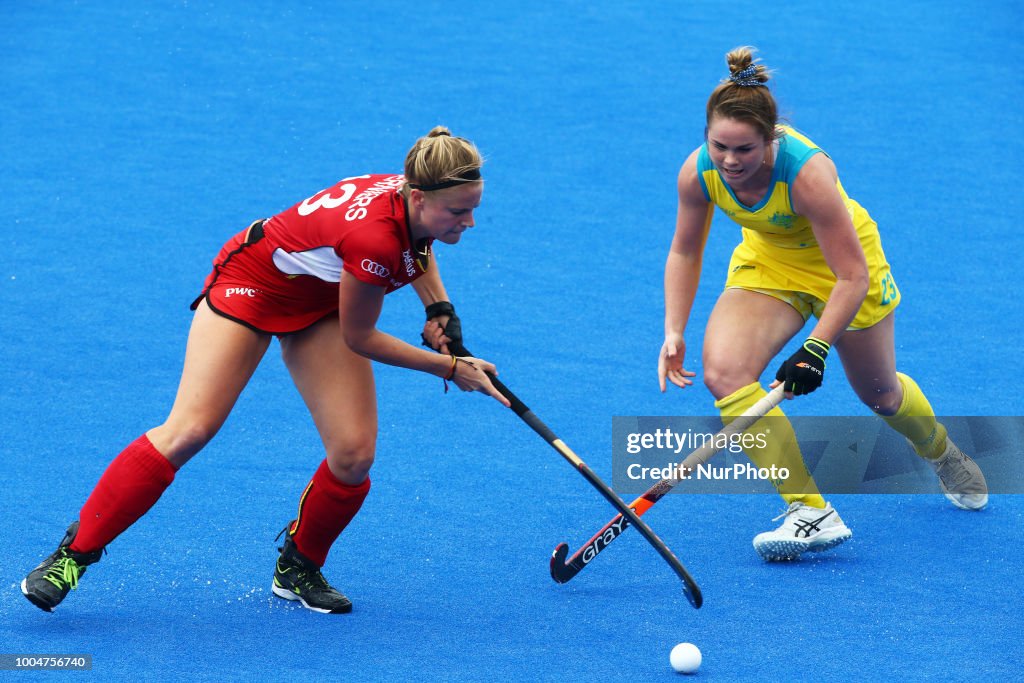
[70,434,177,553]
[289,460,370,566]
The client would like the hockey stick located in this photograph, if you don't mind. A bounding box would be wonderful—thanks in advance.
[448,341,703,608]
[550,385,785,584]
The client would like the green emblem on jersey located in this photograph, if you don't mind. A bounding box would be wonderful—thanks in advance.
[769,212,794,228]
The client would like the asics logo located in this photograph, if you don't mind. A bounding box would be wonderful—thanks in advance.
[793,510,834,538]
[224,287,257,298]
[361,259,390,278]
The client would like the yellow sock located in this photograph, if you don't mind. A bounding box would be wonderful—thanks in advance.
[878,373,947,460]
[715,382,826,508]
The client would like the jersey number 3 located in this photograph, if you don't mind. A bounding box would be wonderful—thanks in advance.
[297,176,372,216]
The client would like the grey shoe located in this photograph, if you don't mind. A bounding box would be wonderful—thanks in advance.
[929,438,988,510]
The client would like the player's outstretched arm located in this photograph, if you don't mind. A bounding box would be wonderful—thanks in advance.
[661,150,713,392]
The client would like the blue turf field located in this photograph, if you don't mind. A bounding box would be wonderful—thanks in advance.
[2,2,1022,680]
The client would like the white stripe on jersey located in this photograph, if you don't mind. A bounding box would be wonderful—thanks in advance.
[272,246,342,282]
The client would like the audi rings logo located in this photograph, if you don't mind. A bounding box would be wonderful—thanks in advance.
[361,259,390,278]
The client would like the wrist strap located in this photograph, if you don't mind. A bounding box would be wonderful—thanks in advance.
[426,301,455,320]
[803,336,831,362]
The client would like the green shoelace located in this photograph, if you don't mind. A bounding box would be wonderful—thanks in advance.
[43,552,83,591]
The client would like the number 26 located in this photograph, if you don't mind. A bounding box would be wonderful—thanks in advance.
[880,273,898,306]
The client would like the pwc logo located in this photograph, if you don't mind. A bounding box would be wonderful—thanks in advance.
[224,287,258,298]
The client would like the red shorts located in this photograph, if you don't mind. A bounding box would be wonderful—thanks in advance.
[191,220,340,335]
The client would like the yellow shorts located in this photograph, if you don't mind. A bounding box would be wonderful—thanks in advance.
[723,213,900,330]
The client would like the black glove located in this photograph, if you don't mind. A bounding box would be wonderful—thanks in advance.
[421,301,462,349]
[775,337,830,396]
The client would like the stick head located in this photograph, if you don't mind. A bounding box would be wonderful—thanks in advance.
[549,543,575,584]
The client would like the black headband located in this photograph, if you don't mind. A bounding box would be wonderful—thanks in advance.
[407,168,482,192]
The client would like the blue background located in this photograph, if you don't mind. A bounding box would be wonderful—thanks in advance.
[2,2,1021,680]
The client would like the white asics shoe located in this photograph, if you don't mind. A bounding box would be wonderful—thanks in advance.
[753,501,852,561]
[928,438,988,511]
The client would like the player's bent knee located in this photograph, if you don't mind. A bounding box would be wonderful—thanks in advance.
[325,441,376,484]
[855,382,903,416]
[864,392,902,416]
[149,422,220,466]
[702,365,755,402]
